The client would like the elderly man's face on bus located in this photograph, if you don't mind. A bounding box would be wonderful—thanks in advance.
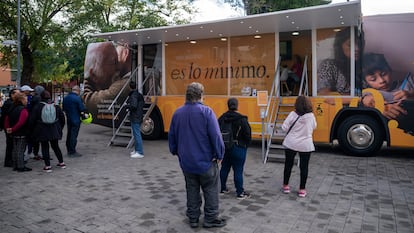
[85,42,121,91]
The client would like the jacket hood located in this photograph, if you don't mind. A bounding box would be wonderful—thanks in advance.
[34,85,45,95]
[222,111,246,122]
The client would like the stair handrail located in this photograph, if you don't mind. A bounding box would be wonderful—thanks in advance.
[298,55,309,96]
[107,67,138,112]
[262,58,282,162]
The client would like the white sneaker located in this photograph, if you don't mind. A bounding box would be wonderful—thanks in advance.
[130,151,136,155]
[130,152,144,158]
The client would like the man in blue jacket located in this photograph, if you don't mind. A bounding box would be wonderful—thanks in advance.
[168,82,226,229]
[63,85,85,157]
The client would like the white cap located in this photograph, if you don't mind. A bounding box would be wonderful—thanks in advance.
[20,85,34,92]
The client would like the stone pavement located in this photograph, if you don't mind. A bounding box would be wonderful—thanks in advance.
[1,124,414,233]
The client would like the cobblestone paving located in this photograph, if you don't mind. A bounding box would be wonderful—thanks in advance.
[1,124,413,233]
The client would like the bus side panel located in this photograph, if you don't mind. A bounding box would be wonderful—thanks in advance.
[311,98,344,144]
[157,96,264,138]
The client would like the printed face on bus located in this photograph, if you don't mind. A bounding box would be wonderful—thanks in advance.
[364,71,391,91]
[87,42,120,91]
[342,39,360,60]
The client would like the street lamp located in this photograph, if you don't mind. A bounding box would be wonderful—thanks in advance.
[17,0,21,87]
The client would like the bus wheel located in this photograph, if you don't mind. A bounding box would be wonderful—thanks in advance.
[141,110,163,140]
[337,115,384,156]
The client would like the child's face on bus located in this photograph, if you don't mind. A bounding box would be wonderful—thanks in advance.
[365,70,391,91]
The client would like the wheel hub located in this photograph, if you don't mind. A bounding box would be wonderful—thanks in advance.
[140,118,154,136]
[347,124,374,149]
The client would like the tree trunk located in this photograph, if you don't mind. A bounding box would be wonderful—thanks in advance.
[20,36,34,85]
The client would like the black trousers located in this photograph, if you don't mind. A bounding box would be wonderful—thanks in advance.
[41,140,64,167]
[4,132,13,167]
[283,148,311,189]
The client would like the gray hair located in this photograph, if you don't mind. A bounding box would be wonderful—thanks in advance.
[186,82,204,103]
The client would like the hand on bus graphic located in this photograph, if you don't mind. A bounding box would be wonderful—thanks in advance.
[383,101,407,120]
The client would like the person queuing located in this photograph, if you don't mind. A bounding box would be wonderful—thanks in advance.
[1,88,20,167]
[29,90,66,172]
[218,98,252,200]
[168,82,226,229]
[27,85,45,160]
[281,96,317,198]
[4,92,32,172]
[63,85,85,157]
[127,81,145,158]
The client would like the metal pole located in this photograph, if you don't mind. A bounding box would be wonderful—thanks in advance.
[16,0,21,87]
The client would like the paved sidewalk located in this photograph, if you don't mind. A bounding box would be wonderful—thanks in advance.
[1,124,414,233]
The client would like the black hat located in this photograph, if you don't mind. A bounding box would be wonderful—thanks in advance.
[227,98,238,111]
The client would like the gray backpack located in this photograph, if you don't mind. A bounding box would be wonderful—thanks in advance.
[40,102,57,124]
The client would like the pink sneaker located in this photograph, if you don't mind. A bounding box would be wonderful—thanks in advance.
[298,189,307,197]
[282,185,290,194]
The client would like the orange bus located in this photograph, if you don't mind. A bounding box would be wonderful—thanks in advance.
[84,1,413,156]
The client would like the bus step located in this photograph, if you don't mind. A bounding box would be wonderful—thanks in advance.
[115,132,131,137]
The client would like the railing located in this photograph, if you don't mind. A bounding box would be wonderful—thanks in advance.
[261,58,282,163]
[107,67,138,136]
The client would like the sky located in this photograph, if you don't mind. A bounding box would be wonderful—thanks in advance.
[192,0,414,22]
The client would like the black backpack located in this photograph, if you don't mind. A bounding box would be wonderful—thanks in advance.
[220,120,241,150]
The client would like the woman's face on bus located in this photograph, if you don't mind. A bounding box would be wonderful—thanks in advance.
[365,70,391,91]
[342,39,360,60]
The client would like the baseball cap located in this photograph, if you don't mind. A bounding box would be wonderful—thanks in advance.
[20,85,34,92]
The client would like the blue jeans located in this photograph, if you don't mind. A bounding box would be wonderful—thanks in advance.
[66,121,80,154]
[220,145,247,195]
[183,162,220,222]
[131,122,144,154]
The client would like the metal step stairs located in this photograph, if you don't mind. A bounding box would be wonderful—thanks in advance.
[263,56,309,164]
[107,66,158,149]
[108,101,153,148]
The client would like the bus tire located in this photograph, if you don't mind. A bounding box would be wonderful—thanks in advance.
[141,109,163,140]
[337,115,384,156]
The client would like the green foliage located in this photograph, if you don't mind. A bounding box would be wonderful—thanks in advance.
[222,0,332,15]
[0,0,195,86]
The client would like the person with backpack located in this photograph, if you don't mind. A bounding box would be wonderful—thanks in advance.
[29,90,66,172]
[218,98,252,200]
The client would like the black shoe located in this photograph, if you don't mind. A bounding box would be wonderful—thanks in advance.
[17,167,32,172]
[4,164,13,168]
[189,219,199,228]
[68,152,82,157]
[220,189,230,194]
[236,192,251,200]
[203,218,226,228]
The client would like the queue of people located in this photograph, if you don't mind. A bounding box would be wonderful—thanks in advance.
[168,82,316,229]
[1,81,316,229]
[1,84,86,173]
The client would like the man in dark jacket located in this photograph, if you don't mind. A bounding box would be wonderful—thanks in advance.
[63,85,85,157]
[127,81,145,158]
[218,97,252,200]
[26,85,45,160]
